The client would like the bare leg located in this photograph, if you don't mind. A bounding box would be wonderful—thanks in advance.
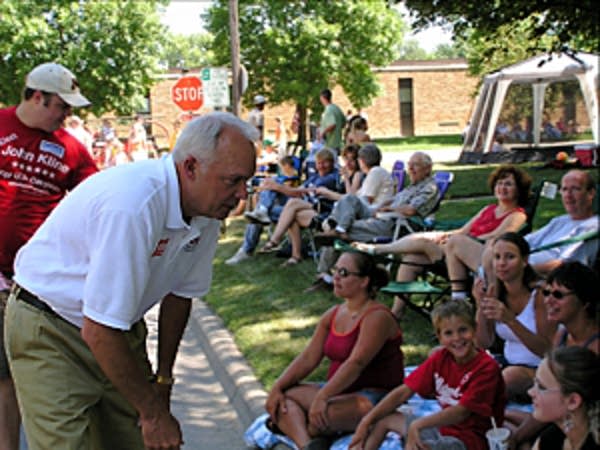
[0,377,20,450]
[272,384,319,448]
[276,385,376,447]
[289,208,318,261]
[365,233,444,262]
[275,396,312,448]
[288,221,303,261]
[312,393,373,435]
[445,234,484,292]
[364,411,407,450]
[270,199,314,244]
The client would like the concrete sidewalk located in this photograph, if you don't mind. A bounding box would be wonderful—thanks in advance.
[145,299,267,449]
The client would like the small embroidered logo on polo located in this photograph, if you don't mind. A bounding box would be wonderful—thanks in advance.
[152,238,170,257]
[40,140,65,158]
[183,237,200,252]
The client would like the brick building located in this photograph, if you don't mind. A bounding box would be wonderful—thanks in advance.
[146,58,478,149]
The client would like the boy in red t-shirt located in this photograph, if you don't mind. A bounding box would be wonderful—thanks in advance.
[350,300,506,450]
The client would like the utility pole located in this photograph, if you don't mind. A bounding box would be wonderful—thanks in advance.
[229,0,240,116]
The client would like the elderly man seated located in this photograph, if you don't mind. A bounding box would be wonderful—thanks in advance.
[306,151,439,292]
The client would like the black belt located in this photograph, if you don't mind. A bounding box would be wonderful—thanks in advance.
[11,284,58,316]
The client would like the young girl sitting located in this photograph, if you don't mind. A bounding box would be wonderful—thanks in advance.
[349,300,506,450]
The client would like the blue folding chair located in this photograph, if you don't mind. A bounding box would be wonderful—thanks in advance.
[391,160,405,193]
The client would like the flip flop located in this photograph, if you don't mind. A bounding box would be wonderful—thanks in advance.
[280,257,300,267]
[258,240,279,253]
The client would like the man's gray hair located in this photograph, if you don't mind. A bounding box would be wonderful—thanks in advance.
[358,143,382,168]
[412,151,432,168]
[172,112,259,163]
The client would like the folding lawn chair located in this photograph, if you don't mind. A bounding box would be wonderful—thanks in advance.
[333,239,450,319]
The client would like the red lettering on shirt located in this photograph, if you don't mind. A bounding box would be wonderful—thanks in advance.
[152,238,170,257]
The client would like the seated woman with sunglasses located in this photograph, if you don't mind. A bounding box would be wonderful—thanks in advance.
[506,261,599,450]
[472,232,556,402]
[264,251,403,450]
[544,261,599,353]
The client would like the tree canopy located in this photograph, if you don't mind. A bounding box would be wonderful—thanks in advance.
[0,0,168,116]
[403,0,598,73]
[158,32,215,71]
[204,0,404,116]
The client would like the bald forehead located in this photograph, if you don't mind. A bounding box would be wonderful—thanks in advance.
[561,170,588,186]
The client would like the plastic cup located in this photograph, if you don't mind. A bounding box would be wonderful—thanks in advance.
[486,427,511,450]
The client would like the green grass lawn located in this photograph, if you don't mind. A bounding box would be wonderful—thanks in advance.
[375,135,462,151]
[204,147,595,392]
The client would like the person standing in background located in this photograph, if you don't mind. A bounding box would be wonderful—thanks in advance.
[64,114,94,155]
[127,114,148,161]
[248,94,266,156]
[0,61,98,450]
[274,116,288,160]
[318,88,346,155]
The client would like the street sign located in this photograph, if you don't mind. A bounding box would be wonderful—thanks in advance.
[202,67,230,108]
[171,76,203,111]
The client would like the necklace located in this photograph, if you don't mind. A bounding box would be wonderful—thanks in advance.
[348,301,370,320]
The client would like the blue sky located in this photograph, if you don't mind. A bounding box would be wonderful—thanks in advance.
[161,1,452,52]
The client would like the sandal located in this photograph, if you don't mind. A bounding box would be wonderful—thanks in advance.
[258,240,279,254]
[280,257,300,267]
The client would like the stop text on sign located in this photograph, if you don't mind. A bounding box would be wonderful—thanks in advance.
[172,76,203,111]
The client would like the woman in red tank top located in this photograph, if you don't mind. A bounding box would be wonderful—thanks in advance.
[264,251,403,450]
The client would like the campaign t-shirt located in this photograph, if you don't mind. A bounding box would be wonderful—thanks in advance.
[0,106,98,276]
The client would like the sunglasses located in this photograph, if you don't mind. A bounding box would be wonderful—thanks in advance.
[331,267,362,278]
[541,289,574,300]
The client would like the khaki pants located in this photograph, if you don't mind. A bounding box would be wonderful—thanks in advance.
[4,293,151,450]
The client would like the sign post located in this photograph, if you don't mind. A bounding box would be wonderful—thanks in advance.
[171,76,203,111]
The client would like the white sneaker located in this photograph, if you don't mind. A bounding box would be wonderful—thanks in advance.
[225,248,250,265]
[244,209,271,225]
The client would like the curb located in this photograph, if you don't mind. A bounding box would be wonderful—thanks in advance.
[189,299,267,429]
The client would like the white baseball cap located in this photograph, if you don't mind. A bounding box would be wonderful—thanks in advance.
[26,62,90,107]
[253,94,266,105]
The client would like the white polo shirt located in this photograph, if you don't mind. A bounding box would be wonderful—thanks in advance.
[14,155,220,329]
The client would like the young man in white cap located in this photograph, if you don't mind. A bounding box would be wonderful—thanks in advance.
[0,61,98,450]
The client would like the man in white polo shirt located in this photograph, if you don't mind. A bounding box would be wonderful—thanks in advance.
[5,113,257,450]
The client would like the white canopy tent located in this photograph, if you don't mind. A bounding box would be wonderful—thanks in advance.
[463,51,599,154]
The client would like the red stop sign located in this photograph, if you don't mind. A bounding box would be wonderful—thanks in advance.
[171,76,203,111]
